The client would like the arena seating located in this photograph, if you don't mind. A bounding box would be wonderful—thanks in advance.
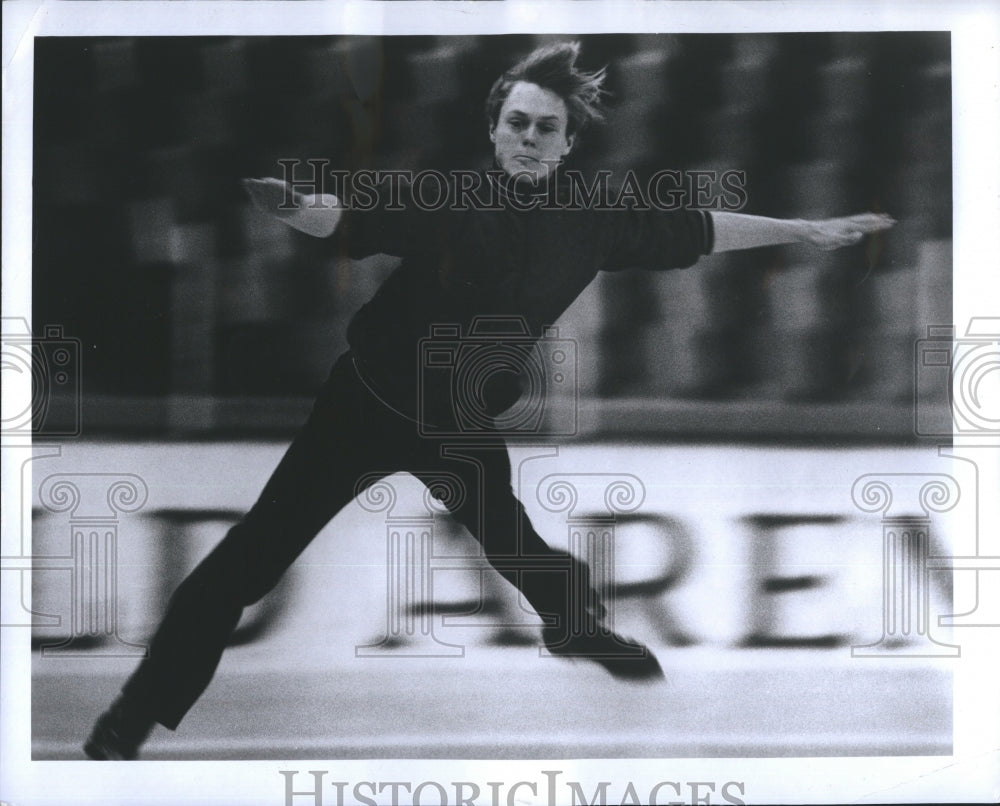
[32,33,952,433]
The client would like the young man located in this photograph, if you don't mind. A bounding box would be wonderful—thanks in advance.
[85,41,893,760]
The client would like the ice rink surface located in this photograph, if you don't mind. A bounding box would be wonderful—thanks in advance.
[33,644,951,760]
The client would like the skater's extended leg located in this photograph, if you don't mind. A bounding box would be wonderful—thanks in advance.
[411,441,663,681]
[85,355,408,758]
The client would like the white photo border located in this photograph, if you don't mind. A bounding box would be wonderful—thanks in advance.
[2,1,998,804]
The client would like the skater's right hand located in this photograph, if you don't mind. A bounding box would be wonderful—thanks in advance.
[242,177,343,238]
[242,177,299,218]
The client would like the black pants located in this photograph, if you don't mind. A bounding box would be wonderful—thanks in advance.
[122,352,592,729]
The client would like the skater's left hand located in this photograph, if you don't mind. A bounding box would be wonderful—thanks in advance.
[801,212,896,250]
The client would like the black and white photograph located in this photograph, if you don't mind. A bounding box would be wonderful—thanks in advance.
[2,1,998,804]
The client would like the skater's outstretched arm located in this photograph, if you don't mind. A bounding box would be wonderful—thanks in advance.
[242,177,342,238]
[710,211,895,253]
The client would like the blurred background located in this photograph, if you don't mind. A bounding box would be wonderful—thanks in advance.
[31,32,952,439]
[25,33,957,761]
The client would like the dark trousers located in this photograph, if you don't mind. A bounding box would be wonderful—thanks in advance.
[122,352,591,729]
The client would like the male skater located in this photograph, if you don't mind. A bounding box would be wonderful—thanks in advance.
[85,41,893,759]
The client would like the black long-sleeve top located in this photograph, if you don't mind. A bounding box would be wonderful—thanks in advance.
[334,168,714,428]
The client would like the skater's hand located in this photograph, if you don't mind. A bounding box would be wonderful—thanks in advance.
[242,177,300,219]
[800,212,896,251]
[242,177,343,238]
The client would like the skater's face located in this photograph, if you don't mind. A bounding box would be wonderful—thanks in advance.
[490,81,575,184]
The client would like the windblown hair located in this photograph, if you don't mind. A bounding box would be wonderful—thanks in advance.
[486,42,607,138]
